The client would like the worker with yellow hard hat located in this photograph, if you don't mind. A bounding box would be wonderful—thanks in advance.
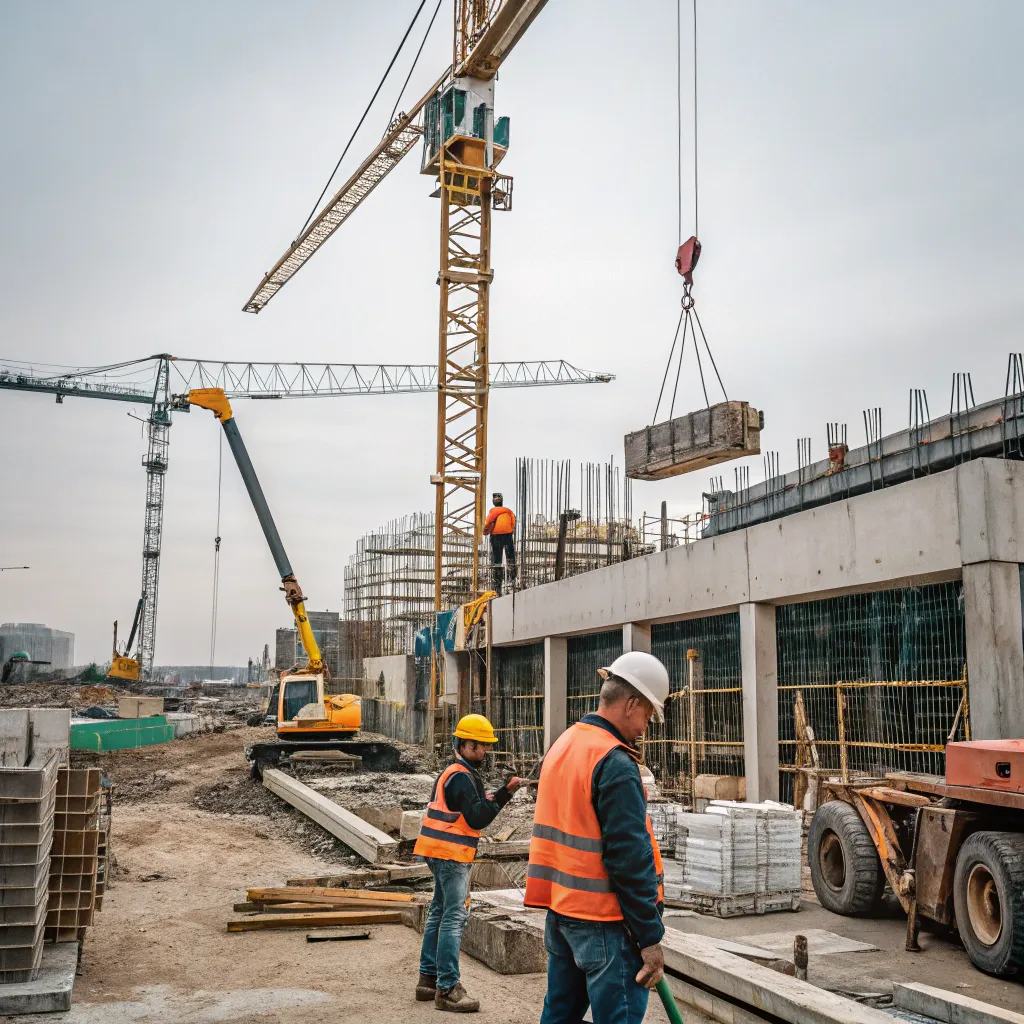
[414,713,522,1012]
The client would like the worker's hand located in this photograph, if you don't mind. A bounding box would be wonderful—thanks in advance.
[506,777,523,794]
[636,944,665,990]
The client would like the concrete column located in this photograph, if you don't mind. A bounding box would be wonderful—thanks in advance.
[622,623,651,654]
[544,636,567,750]
[963,561,1024,739]
[739,602,779,802]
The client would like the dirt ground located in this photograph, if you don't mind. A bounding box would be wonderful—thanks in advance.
[9,729,698,1023]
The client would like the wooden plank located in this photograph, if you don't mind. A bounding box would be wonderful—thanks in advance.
[226,910,403,932]
[286,870,389,888]
[381,863,431,881]
[893,982,1024,1024]
[474,839,530,859]
[240,901,402,913]
[262,769,398,864]
[249,886,413,904]
[661,931,894,1024]
[306,929,371,943]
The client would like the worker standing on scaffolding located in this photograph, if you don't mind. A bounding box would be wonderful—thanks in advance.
[483,492,516,595]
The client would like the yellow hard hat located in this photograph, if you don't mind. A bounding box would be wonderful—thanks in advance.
[453,713,498,744]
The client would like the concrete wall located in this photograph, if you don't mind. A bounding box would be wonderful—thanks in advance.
[491,459,1024,789]
[363,655,416,704]
[490,465,981,645]
[0,623,74,669]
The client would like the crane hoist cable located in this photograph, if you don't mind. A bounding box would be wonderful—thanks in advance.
[653,0,727,424]
[386,0,445,130]
[209,430,223,678]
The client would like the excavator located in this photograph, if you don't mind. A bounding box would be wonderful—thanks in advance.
[107,598,143,683]
[183,388,400,778]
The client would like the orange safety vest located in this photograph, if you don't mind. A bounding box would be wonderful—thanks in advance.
[525,721,664,921]
[413,762,482,864]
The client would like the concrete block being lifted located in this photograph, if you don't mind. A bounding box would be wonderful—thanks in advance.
[625,401,761,481]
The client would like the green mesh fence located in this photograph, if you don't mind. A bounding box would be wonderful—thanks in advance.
[567,631,623,723]
[492,642,545,770]
[646,614,744,796]
[777,581,968,802]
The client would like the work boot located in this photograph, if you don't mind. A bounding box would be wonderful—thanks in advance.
[415,973,438,1001]
[435,982,480,1013]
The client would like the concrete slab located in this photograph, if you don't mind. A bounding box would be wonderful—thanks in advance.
[0,712,30,768]
[27,710,70,766]
[734,928,878,956]
[893,982,1024,1024]
[0,941,77,1014]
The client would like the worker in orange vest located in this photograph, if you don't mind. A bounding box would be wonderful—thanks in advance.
[482,492,516,595]
[414,713,523,1012]
[525,651,671,1024]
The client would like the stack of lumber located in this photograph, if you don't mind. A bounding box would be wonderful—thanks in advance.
[226,886,420,932]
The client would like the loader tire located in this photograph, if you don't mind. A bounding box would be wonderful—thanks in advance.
[808,800,885,915]
[953,831,1024,976]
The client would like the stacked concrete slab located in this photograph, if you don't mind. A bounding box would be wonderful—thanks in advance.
[0,710,69,982]
[670,801,801,916]
[45,769,103,941]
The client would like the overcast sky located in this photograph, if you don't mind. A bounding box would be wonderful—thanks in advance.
[1,1,1021,667]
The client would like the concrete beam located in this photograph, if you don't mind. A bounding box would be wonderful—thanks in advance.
[964,561,1024,739]
[739,603,778,802]
[622,623,651,653]
[893,981,1024,1024]
[661,930,893,1024]
[543,636,567,750]
[262,769,399,864]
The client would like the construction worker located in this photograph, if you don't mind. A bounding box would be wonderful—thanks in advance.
[482,492,516,595]
[414,713,523,1012]
[525,651,671,1024]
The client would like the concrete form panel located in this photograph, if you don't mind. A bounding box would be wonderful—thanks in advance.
[362,655,416,704]
[964,561,1024,739]
[958,459,1024,565]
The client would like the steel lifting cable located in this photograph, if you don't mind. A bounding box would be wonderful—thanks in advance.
[296,0,432,240]
[209,431,223,679]
[653,0,729,423]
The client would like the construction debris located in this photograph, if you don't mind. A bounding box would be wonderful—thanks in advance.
[226,909,404,931]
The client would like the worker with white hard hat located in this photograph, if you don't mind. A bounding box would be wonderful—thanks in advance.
[525,650,671,1024]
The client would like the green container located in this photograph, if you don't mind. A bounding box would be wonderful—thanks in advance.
[70,715,176,752]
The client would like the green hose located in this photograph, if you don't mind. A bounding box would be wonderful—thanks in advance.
[656,978,685,1024]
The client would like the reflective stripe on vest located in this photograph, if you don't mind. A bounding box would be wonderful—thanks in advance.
[413,762,482,864]
[524,721,665,920]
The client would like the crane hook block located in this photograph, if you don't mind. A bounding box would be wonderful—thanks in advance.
[675,236,702,285]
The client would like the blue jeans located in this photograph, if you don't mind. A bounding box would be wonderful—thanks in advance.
[540,912,649,1024]
[419,857,473,991]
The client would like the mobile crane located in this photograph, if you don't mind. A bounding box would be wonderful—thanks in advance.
[184,388,399,777]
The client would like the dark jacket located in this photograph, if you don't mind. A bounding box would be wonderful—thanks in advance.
[439,756,512,831]
[575,712,665,949]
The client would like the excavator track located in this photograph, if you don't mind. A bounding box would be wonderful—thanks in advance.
[246,739,402,779]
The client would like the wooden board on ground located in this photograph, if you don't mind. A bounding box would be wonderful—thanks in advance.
[262,769,398,864]
[226,909,403,932]
[306,929,371,943]
[474,839,530,859]
[248,886,414,905]
[286,870,389,888]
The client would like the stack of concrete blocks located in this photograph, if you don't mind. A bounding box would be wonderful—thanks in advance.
[647,802,685,857]
[0,709,70,982]
[672,801,801,915]
[45,769,103,942]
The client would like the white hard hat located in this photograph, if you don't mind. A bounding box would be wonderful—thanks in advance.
[599,651,671,723]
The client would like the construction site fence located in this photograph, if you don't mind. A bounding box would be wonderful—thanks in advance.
[776,580,968,802]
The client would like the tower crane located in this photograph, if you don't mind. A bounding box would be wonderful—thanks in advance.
[0,351,607,677]
[241,1,550,646]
